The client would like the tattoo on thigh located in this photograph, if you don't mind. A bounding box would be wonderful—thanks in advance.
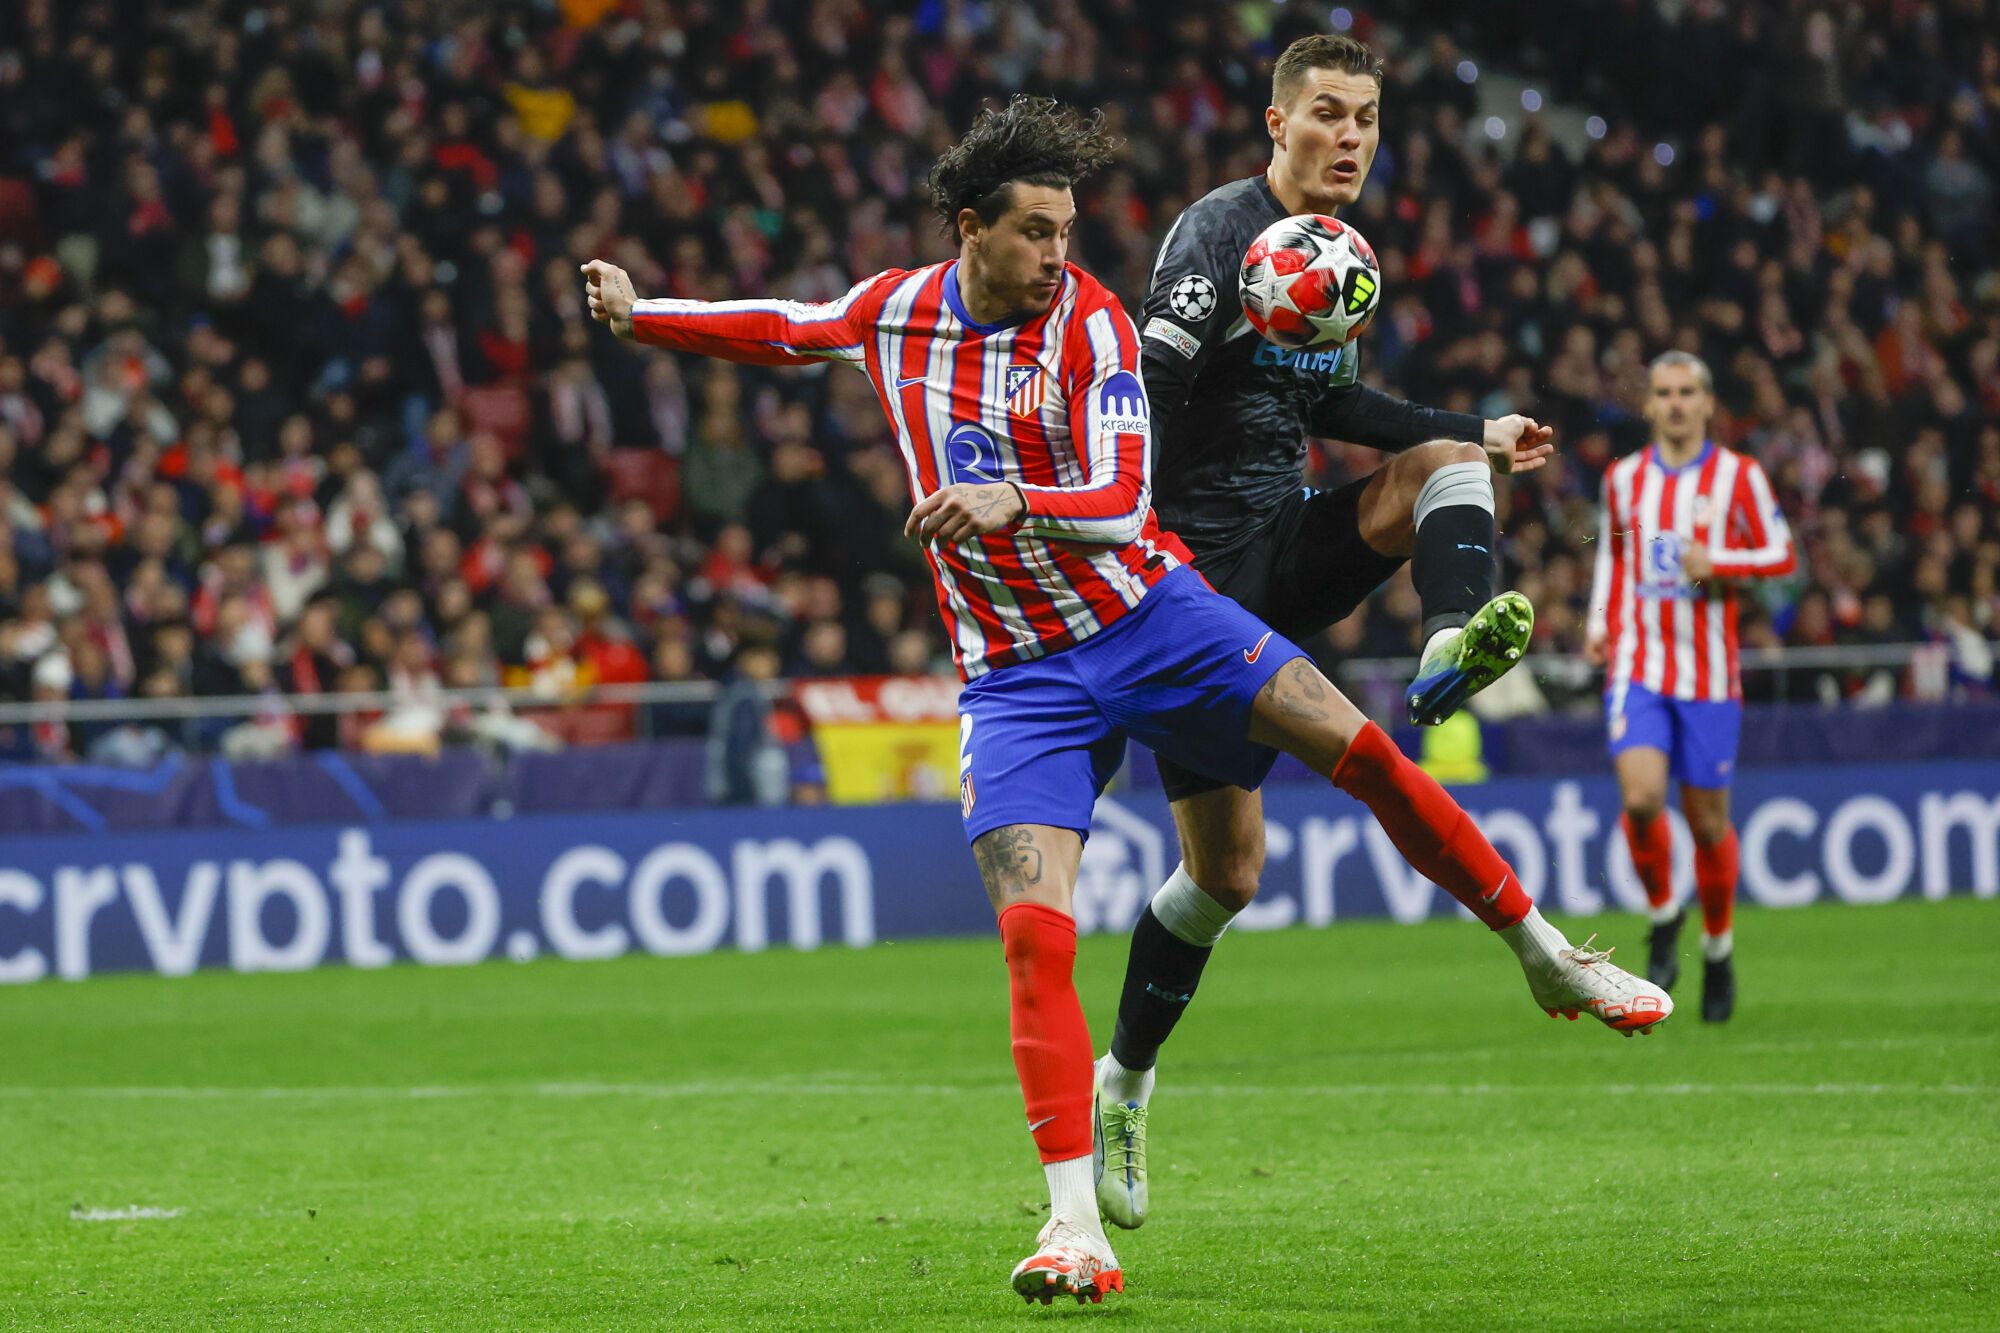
[974,825,1045,897]
[1259,659,1331,723]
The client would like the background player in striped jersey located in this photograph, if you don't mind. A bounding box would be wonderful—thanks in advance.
[582,97,1668,1307]
[1587,352,1797,1022]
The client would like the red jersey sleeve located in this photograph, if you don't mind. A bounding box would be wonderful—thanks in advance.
[628,271,899,367]
[1009,285,1151,545]
[1710,456,1796,580]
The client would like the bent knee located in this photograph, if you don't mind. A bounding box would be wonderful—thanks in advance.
[1193,873,1260,914]
[1687,810,1733,846]
[1410,438,1486,473]
[1623,799,1668,828]
[1370,441,1492,554]
[1182,854,1264,913]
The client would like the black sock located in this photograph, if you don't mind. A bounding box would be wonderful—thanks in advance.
[1412,502,1496,644]
[1109,906,1215,1073]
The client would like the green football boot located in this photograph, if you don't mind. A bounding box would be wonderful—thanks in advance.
[1405,591,1535,727]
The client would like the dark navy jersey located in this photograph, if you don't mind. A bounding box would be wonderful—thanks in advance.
[1138,174,1485,561]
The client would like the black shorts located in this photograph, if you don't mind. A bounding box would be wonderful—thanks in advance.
[1153,476,1407,803]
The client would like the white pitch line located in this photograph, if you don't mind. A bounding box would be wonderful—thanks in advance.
[0,1080,1989,1101]
[1219,1033,1998,1068]
[70,1206,183,1222]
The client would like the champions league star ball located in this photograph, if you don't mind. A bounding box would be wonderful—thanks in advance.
[1238,214,1381,350]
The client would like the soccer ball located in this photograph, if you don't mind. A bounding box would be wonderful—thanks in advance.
[1238,214,1380,349]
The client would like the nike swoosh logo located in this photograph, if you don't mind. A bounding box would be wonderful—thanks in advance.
[895,375,926,390]
[1243,630,1274,665]
[1027,1115,1056,1132]
[1482,876,1509,904]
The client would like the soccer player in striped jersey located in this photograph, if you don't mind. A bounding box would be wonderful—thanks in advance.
[1587,352,1796,1022]
[583,97,1668,1307]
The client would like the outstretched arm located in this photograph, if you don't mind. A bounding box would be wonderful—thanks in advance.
[1313,379,1553,475]
[581,260,884,367]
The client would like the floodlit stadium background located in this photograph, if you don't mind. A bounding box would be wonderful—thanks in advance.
[0,4,1995,1326]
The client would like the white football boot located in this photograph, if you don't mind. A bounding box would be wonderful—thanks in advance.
[1093,1061,1149,1229]
[1009,1215,1124,1306]
[1506,911,1673,1035]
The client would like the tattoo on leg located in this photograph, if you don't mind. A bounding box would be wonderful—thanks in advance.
[1259,659,1331,723]
[975,825,1045,899]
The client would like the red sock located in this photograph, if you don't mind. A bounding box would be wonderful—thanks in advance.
[1622,810,1674,913]
[1331,722,1530,930]
[997,902,1094,1164]
[1694,827,1739,938]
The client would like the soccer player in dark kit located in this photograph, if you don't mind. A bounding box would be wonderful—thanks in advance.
[1095,34,1566,1230]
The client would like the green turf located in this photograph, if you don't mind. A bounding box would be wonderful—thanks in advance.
[3,897,1996,1330]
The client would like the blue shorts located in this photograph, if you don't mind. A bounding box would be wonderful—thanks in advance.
[956,565,1306,843]
[1606,682,1742,789]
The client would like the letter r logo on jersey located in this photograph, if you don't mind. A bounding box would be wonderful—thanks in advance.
[943,420,1000,483]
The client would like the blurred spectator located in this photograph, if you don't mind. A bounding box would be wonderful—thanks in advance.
[281,599,356,751]
[0,0,1993,771]
[707,638,789,807]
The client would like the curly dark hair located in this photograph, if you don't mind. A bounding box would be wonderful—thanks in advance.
[927,96,1121,241]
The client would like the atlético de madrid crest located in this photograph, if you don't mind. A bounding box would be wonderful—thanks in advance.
[1006,364,1044,418]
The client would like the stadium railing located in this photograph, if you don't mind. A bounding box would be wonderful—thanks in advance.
[0,642,1962,741]
[0,679,721,728]
[1329,641,1964,704]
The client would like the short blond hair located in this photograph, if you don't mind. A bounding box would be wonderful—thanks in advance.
[1649,350,1713,394]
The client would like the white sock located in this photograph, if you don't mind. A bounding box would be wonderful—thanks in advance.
[1151,862,1237,947]
[1703,929,1733,961]
[1098,1051,1155,1107]
[1497,904,1569,968]
[1044,1154,1099,1227]
[1648,898,1682,925]
[1422,625,1459,663]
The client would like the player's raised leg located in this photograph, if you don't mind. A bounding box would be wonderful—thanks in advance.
[1682,784,1738,1023]
[1248,656,1672,1034]
[1332,438,1545,727]
[975,824,1125,1304]
[1394,443,1540,726]
[1095,786,1262,1229]
[1613,738,1683,991]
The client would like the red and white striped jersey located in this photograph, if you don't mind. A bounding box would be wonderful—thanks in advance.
[1588,440,1796,703]
[631,262,1190,680]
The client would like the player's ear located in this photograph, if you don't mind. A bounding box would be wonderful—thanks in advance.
[957,207,982,251]
[1266,103,1285,148]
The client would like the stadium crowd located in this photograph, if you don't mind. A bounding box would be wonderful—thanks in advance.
[0,0,1996,764]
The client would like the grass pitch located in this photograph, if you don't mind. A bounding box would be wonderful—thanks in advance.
[3,897,1996,1330]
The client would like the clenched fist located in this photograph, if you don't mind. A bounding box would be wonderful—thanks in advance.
[580,260,637,340]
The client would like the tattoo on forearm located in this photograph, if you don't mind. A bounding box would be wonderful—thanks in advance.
[974,825,1044,897]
